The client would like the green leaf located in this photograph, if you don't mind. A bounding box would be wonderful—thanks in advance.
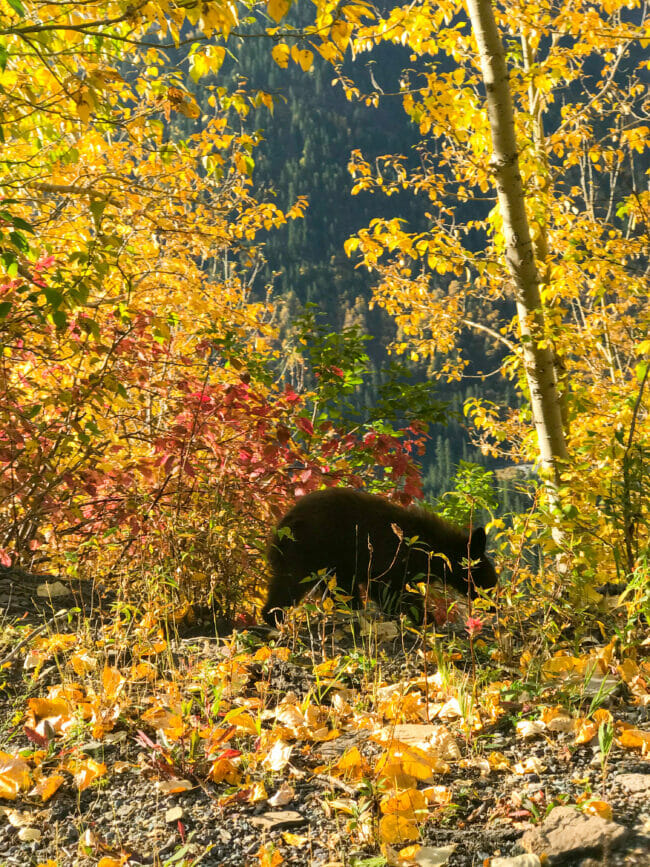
[44,287,63,308]
[90,198,107,225]
[1,251,18,277]
[0,301,12,318]
[52,309,68,330]
[6,0,25,16]
[9,230,30,252]
[79,317,101,340]
[10,216,35,233]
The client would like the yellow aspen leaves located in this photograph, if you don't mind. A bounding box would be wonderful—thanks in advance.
[267,0,291,23]
[291,45,314,71]
[330,20,352,52]
[271,43,290,68]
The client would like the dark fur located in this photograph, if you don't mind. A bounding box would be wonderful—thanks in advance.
[263,488,497,626]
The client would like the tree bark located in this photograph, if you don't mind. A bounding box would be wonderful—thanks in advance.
[464,0,569,500]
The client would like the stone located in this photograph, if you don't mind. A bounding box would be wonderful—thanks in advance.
[491,856,542,867]
[616,773,650,794]
[249,810,306,831]
[521,806,628,864]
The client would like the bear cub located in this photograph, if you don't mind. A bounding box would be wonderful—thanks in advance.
[262,487,497,626]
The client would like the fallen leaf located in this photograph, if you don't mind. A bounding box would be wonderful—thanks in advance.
[516,720,545,739]
[31,773,65,802]
[379,813,419,844]
[380,787,427,819]
[618,728,650,753]
[269,783,295,807]
[583,800,613,820]
[262,740,293,772]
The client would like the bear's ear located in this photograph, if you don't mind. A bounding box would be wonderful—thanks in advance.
[469,527,486,559]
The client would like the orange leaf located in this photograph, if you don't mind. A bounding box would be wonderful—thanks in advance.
[575,718,597,744]
[0,753,31,800]
[584,800,613,821]
[32,773,65,802]
[618,728,650,753]
[208,757,241,784]
[68,757,106,791]
[102,666,125,701]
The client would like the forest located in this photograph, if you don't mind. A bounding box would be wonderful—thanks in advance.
[0,1,649,865]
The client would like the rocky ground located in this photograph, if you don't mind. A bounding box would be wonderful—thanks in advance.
[0,591,649,867]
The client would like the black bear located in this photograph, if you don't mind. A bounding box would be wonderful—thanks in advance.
[262,487,497,626]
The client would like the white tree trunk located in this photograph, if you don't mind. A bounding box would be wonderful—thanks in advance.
[464,0,569,497]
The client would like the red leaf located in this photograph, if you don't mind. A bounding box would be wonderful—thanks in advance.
[296,417,314,436]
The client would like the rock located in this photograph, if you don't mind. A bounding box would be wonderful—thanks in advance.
[249,810,306,831]
[413,844,457,866]
[616,773,650,794]
[520,805,628,864]
[490,856,541,867]
[165,806,184,823]
[17,827,41,843]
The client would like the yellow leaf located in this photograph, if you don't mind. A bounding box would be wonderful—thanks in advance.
[378,813,419,844]
[28,698,70,720]
[380,787,427,818]
[267,0,291,23]
[290,45,314,71]
[317,41,341,63]
[487,751,511,771]
[141,708,184,739]
[617,659,638,684]
[421,785,453,805]
[542,654,585,679]
[271,43,290,68]
[225,708,259,735]
[69,652,97,676]
[257,843,284,867]
[282,831,308,846]
[249,781,268,802]
[399,745,449,780]
[376,760,417,791]
[313,657,340,676]
[330,20,351,53]
[333,746,371,780]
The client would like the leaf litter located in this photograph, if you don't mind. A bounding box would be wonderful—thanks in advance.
[0,613,649,866]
